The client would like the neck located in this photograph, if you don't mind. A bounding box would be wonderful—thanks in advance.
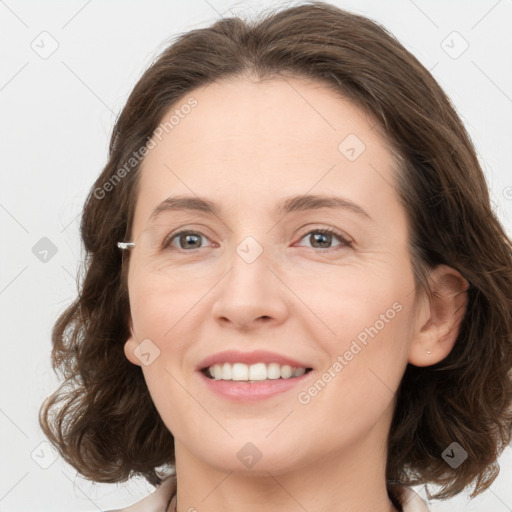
[172,428,398,512]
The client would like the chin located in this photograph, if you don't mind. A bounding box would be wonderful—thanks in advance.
[189,436,312,476]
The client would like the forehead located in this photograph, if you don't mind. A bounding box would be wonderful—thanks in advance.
[133,76,403,229]
[149,76,387,164]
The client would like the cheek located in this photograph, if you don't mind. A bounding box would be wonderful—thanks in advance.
[127,268,213,410]
[128,275,197,430]
[128,263,208,342]
[326,303,410,386]
[298,263,411,341]
[298,267,416,397]
[294,299,415,449]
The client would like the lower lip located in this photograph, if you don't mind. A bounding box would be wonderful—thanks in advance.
[199,371,312,401]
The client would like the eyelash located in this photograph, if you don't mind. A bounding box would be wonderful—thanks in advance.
[162,227,352,253]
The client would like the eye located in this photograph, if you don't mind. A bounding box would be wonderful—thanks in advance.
[163,230,214,251]
[295,228,352,251]
[162,227,352,253]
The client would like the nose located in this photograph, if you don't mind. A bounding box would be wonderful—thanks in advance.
[211,244,289,331]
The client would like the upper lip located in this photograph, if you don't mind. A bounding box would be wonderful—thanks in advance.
[197,350,312,371]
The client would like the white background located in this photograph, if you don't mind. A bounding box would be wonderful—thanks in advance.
[1,0,511,510]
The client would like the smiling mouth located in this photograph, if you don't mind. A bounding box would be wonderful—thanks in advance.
[201,362,313,382]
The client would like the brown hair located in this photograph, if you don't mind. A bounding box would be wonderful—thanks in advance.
[39,0,512,505]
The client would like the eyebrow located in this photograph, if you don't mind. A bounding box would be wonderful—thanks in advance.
[148,193,371,223]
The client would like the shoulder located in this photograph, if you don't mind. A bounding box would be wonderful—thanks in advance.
[400,486,430,512]
[106,475,176,512]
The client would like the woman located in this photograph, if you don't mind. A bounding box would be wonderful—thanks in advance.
[39,2,512,511]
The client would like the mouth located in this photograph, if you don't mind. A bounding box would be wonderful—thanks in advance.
[201,362,313,383]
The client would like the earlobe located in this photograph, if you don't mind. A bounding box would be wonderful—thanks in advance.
[408,264,469,367]
[124,335,142,366]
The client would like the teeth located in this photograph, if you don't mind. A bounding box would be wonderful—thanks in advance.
[222,362,232,380]
[267,363,281,380]
[232,363,249,381]
[206,362,308,381]
[248,362,266,381]
[280,365,293,379]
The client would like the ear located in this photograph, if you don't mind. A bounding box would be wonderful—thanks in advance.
[124,321,142,367]
[408,264,469,367]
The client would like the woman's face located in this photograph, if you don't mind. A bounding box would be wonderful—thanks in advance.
[124,76,427,475]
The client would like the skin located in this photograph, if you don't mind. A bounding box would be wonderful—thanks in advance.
[124,75,468,512]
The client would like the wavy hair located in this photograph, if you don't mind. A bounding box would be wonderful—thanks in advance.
[39,1,512,506]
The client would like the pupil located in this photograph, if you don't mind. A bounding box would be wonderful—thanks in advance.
[312,232,330,248]
[183,234,200,248]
